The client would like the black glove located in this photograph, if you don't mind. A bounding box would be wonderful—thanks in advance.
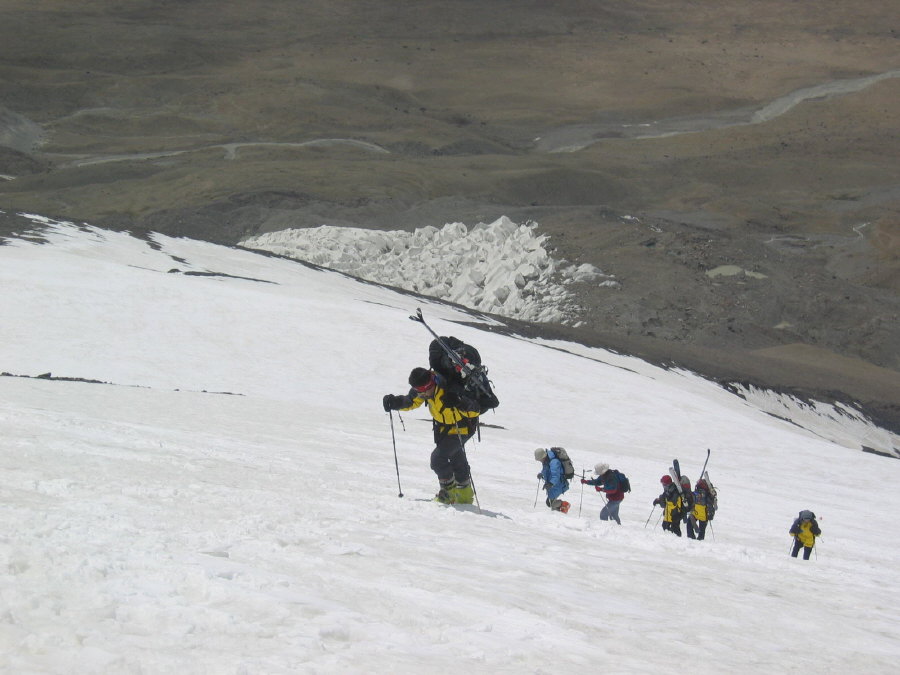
[537,472,543,479]
[441,391,460,407]
[653,498,660,506]
[543,482,550,491]
[382,394,400,412]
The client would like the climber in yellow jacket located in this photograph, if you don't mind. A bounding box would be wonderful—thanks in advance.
[789,510,822,560]
[383,367,481,504]
[653,475,684,536]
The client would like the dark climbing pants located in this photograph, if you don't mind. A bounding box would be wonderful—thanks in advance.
[663,519,682,537]
[791,538,813,560]
[430,433,472,485]
[687,517,708,540]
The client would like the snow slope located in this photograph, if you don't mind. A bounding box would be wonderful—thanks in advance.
[1,217,899,674]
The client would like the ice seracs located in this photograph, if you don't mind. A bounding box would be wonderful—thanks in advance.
[242,216,616,324]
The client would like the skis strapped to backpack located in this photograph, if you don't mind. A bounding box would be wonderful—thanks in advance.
[699,448,711,479]
[409,308,499,411]
[670,461,683,494]
[702,470,718,518]
[670,460,693,520]
[692,451,717,517]
[672,458,692,494]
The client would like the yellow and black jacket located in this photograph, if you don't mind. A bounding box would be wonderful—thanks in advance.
[789,518,821,548]
[655,483,683,523]
[398,375,480,441]
[692,487,716,522]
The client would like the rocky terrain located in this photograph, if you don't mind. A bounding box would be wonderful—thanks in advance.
[1,1,898,431]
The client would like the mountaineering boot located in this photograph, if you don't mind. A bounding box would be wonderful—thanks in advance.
[435,479,457,504]
[435,488,454,504]
[550,499,570,513]
[451,479,474,504]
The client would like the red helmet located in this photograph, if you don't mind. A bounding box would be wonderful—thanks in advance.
[660,475,672,485]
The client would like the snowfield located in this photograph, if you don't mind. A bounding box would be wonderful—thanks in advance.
[1,216,899,674]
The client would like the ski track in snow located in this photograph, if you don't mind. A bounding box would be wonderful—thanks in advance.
[1,217,899,673]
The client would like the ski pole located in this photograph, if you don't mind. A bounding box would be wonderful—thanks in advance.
[644,504,656,528]
[470,474,482,513]
[534,476,542,508]
[599,494,610,522]
[452,423,481,513]
[388,411,403,498]
[578,470,585,517]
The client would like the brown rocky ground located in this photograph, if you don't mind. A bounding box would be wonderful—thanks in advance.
[1,1,898,431]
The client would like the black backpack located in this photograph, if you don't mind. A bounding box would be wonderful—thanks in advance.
[550,447,575,480]
[429,336,481,379]
[429,336,499,412]
[615,470,631,493]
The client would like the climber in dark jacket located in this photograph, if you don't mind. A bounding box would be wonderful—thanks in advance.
[581,462,625,524]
